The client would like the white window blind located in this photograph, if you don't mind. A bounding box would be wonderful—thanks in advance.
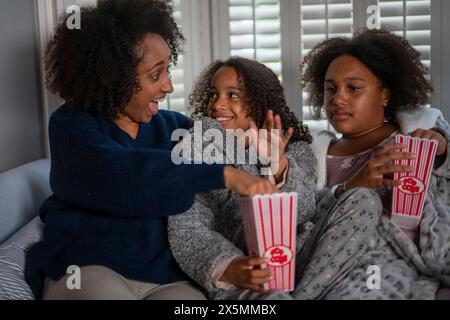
[300,0,353,131]
[222,0,434,132]
[300,0,353,57]
[228,0,282,78]
[160,0,185,113]
[226,0,353,131]
[379,0,431,68]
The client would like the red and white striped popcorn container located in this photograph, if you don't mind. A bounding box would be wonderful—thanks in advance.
[391,135,438,230]
[239,192,298,292]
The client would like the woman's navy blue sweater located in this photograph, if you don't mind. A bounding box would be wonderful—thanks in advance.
[25,106,225,299]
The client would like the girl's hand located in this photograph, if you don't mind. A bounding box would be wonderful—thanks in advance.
[345,143,416,190]
[224,166,280,197]
[249,110,293,182]
[408,129,448,156]
[219,256,274,292]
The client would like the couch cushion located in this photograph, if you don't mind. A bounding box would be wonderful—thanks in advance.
[0,217,44,300]
[0,159,51,243]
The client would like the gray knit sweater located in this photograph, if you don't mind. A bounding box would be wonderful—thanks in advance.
[168,117,317,299]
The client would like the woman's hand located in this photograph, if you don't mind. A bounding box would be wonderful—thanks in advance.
[224,166,280,196]
[408,128,448,156]
[219,256,274,292]
[345,143,416,190]
[249,110,293,183]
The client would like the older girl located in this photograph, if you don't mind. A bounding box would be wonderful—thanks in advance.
[302,28,450,299]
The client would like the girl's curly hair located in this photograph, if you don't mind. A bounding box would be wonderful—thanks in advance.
[45,0,184,119]
[190,57,312,144]
[300,28,433,122]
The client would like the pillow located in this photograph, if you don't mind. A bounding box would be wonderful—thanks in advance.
[0,217,43,300]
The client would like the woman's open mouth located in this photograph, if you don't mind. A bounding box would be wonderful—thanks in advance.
[149,98,165,116]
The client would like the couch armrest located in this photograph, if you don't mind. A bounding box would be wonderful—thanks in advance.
[0,159,51,244]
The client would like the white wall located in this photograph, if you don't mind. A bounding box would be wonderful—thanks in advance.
[0,0,45,173]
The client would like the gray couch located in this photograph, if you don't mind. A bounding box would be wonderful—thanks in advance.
[0,159,51,300]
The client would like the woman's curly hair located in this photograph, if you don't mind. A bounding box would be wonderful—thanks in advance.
[45,0,184,119]
[190,57,312,144]
[300,28,433,122]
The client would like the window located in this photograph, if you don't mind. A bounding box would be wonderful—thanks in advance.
[228,0,282,78]
[56,0,435,125]
[42,0,444,129]
[160,0,186,114]
[379,0,431,67]
[225,0,355,131]
[221,0,433,131]
[300,0,353,131]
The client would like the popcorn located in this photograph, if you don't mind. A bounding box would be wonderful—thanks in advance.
[391,135,438,230]
[240,193,298,292]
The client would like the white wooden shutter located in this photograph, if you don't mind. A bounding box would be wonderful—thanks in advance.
[379,0,431,68]
[160,0,185,113]
[228,0,282,77]
[300,0,353,131]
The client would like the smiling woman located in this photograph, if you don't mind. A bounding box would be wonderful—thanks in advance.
[25,0,279,301]
[114,33,175,139]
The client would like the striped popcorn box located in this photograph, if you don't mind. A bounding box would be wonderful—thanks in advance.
[391,134,438,230]
[239,192,298,292]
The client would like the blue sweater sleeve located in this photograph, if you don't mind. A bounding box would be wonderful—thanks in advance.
[48,109,225,218]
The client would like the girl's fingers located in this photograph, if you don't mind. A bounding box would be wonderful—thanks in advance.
[408,129,425,138]
[249,276,273,285]
[410,129,433,140]
[377,143,407,155]
[374,151,416,165]
[250,268,273,278]
[381,179,403,188]
[283,127,294,144]
[265,110,274,131]
[249,121,259,145]
[246,284,266,292]
[247,257,268,267]
[274,114,282,130]
[421,131,435,140]
[249,120,258,131]
[377,164,414,175]
[368,178,399,188]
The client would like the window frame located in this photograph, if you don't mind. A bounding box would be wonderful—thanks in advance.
[209,0,449,120]
[35,0,450,156]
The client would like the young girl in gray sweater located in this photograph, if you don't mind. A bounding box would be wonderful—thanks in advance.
[168,57,382,300]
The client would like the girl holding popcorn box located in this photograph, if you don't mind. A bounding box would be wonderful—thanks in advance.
[302,28,450,299]
[168,57,383,300]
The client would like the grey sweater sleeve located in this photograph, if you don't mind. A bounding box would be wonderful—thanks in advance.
[280,141,318,224]
[168,192,244,293]
[432,116,450,178]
